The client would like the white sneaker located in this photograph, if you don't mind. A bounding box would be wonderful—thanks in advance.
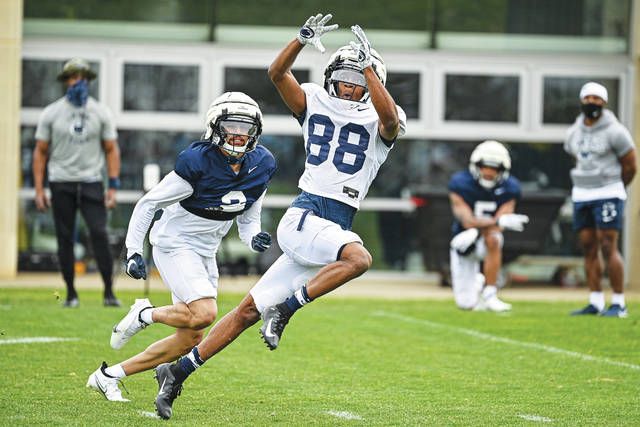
[86,362,129,402]
[474,295,512,312]
[110,298,153,349]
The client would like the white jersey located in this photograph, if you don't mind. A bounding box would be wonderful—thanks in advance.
[297,83,407,209]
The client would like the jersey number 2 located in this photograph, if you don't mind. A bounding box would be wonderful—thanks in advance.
[306,114,370,175]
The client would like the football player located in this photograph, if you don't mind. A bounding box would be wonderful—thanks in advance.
[448,140,529,312]
[86,92,276,402]
[149,13,407,420]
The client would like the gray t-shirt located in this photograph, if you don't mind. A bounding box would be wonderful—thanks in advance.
[563,109,634,189]
[35,96,118,182]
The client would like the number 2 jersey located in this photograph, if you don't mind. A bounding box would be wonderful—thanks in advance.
[296,83,407,209]
[448,170,521,236]
[125,141,276,257]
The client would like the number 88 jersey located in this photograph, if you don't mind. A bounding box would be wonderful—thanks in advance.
[297,83,407,209]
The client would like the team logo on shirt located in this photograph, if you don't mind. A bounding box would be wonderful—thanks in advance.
[69,111,88,141]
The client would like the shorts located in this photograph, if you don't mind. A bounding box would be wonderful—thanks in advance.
[249,207,362,312]
[153,248,218,304]
[573,198,624,231]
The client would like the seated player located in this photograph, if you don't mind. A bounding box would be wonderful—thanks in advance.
[448,140,529,312]
[85,92,276,402]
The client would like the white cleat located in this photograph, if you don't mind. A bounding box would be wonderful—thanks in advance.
[86,362,129,402]
[110,298,153,349]
[474,295,512,312]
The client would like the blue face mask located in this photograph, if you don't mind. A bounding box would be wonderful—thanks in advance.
[66,79,89,107]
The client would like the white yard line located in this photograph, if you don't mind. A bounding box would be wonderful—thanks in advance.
[518,414,554,423]
[0,337,79,345]
[325,410,364,421]
[374,311,640,371]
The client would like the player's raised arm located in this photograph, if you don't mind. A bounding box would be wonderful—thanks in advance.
[268,13,338,116]
[350,25,400,141]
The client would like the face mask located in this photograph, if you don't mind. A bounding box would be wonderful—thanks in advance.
[66,79,89,107]
[580,103,603,119]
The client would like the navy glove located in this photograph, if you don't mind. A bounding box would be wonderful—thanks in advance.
[125,253,147,280]
[251,232,272,252]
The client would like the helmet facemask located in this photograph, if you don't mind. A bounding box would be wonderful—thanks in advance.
[323,46,386,103]
[210,114,261,158]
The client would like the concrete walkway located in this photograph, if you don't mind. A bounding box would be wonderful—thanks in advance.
[1,271,638,302]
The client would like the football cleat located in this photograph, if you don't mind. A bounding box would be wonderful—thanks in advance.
[601,304,628,318]
[259,304,293,351]
[110,298,153,349]
[103,295,121,307]
[154,363,184,420]
[63,297,79,308]
[474,295,512,312]
[86,362,129,402]
[570,304,602,316]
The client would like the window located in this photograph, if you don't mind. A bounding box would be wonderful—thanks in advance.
[543,76,619,124]
[123,64,199,112]
[224,67,309,115]
[387,72,420,119]
[22,59,100,107]
[445,74,519,122]
[117,130,202,189]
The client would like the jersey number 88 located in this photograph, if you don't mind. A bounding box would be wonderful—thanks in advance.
[306,114,370,175]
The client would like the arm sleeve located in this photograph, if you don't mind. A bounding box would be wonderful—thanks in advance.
[125,171,194,257]
[236,190,266,251]
[100,104,118,140]
[34,107,53,141]
[611,125,635,157]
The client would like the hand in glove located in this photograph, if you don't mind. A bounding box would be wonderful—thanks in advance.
[450,228,480,256]
[297,13,339,53]
[251,232,272,253]
[349,24,373,69]
[497,213,530,232]
[125,253,147,280]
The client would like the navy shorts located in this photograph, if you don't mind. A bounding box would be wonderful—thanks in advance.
[573,198,624,231]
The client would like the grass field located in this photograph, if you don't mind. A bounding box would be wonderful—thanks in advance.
[0,287,639,426]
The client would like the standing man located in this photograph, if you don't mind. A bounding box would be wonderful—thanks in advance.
[33,58,121,308]
[147,15,407,420]
[86,92,276,403]
[565,82,636,317]
[448,140,529,312]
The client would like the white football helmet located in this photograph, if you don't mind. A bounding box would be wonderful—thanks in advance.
[204,92,263,158]
[468,140,511,189]
[323,45,387,103]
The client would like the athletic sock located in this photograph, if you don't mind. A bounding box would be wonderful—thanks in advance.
[283,285,313,313]
[611,293,626,308]
[174,347,204,382]
[139,307,155,325]
[481,285,498,300]
[589,291,605,311]
[104,363,126,379]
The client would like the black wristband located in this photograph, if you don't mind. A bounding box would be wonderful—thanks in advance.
[108,177,121,189]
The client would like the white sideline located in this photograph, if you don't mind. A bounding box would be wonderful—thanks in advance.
[325,410,364,421]
[373,311,640,371]
[518,414,554,423]
[0,337,79,345]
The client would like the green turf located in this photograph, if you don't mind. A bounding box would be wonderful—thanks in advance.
[0,288,638,426]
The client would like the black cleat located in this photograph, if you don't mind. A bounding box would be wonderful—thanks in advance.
[154,363,184,420]
[103,296,121,307]
[259,304,293,351]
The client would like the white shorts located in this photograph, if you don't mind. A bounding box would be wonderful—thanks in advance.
[250,207,362,313]
[450,237,489,309]
[153,248,218,304]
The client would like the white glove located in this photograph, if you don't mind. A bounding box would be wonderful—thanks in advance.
[349,25,372,69]
[450,228,479,255]
[296,13,339,53]
[497,213,530,232]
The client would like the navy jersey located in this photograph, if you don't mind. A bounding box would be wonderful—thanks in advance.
[175,141,277,220]
[448,170,521,235]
